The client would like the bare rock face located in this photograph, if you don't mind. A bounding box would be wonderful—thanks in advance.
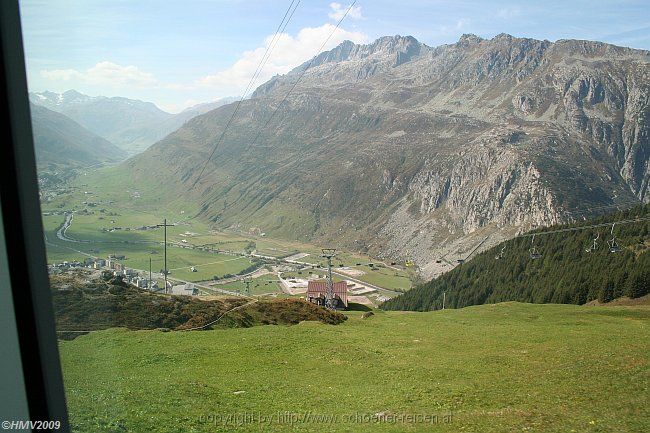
[409,149,562,232]
[128,34,649,278]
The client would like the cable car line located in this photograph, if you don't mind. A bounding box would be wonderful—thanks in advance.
[185,1,358,216]
[190,0,302,190]
[247,1,358,149]
[516,216,650,239]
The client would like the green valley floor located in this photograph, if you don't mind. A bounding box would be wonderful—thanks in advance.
[59,302,649,432]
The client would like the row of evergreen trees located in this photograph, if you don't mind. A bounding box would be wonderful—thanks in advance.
[381,205,650,311]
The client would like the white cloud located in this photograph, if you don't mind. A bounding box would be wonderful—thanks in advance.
[440,18,471,35]
[41,61,158,88]
[328,2,363,21]
[36,13,369,109]
[496,7,521,19]
[197,23,368,94]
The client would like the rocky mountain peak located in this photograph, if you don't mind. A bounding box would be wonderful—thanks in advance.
[457,33,484,46]
[300,35,425,71]
[253,35,426,96]
[368,35,421,53]
[553,37,650,58]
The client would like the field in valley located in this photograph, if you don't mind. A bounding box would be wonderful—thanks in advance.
[59,302,649,433]
[39,169,415,293]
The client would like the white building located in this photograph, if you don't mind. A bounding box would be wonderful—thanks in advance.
[170,283,199,296]
[134,277,148,288]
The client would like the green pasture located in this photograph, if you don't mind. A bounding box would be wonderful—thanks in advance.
[59,302,650,432]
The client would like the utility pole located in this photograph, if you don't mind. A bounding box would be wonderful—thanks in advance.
[149,257,152,290]
[154,219,173,293]
[164,218,167,292]
[243,277,252,296]
[442,291,446,310]
[321,248,337,309]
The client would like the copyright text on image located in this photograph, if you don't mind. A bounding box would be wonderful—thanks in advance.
[2,421,61,431]
[198,411,453,427]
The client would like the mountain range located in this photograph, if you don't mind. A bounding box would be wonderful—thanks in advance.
[29,90,237,155]
[85,34,650,277]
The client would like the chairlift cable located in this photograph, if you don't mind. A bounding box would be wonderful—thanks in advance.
[189,0,302,190]
[516,216,650,239]
[561,199,641,215]
[247,1,358,149]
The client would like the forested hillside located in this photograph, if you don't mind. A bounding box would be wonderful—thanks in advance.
[382,205,650,311]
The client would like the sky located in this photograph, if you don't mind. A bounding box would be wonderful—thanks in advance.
[19,0,650,113]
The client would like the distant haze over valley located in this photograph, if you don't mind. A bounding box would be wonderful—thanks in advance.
[29,90,238,156]
[30,102,125,171]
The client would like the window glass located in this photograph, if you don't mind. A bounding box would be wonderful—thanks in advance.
[18,1,650,432]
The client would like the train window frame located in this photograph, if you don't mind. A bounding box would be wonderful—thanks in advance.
[0,0,70,430]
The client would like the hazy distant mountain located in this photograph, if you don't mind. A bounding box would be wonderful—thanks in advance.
[179,98,240,120]
[154,97,240,139]
[113,34,648,276]
[30,103,125,170]
[29,90,237,155]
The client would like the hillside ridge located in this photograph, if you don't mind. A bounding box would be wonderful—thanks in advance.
[30,103,125,170]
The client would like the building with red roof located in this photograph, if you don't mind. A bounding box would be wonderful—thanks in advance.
[306,280,348,309]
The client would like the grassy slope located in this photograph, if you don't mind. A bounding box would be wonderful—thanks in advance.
[52,274,346,336]
[60,303,649,433]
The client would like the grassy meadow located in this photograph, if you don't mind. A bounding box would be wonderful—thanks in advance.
[42,212,254,282]
[59,302,649,432]
[216,273,284,295]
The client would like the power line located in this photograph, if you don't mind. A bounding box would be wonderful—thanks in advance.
[562,199,642,216]
[153,219,173,293]
[180,299,259,331]
[321,248,337,309]
[516,216,650,239]
[191,0,301,189]
[191,1,358,216]
[247,1,357,149]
